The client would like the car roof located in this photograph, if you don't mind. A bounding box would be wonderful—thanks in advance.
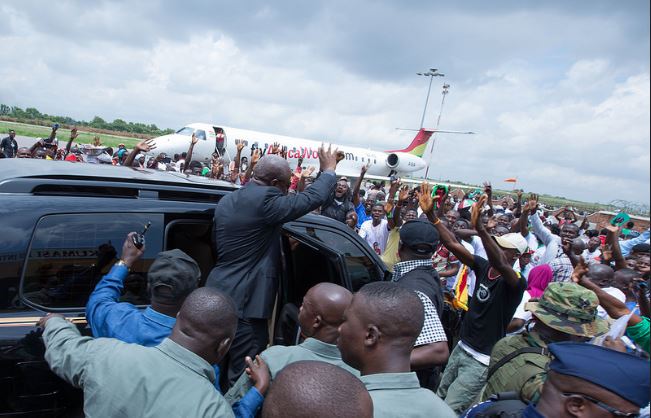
[0,159,238,191]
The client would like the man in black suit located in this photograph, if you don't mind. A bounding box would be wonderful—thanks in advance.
[207,145,341,386]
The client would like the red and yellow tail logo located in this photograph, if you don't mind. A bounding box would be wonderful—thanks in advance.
[386,129,435,158]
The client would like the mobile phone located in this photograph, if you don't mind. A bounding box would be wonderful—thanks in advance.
[610,212,631,228]
[132,222,151,249]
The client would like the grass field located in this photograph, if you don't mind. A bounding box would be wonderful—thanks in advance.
[0,121,141,149]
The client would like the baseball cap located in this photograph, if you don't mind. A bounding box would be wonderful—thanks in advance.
[147,249,200,301]
[548,342,650,408]
[400,220,440,254]
[525,282,608,337]
[493,233,528,254]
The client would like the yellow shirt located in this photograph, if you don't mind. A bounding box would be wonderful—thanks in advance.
[381,228,401,272]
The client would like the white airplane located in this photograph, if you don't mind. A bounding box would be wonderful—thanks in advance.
[149,123,473,177]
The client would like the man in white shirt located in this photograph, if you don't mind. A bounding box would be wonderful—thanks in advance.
[358,203,390,255]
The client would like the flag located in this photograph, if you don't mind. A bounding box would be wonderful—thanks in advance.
[504,178,517,183]
[452,265,469,311]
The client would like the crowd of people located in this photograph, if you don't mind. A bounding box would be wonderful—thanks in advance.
[6,127,651,417]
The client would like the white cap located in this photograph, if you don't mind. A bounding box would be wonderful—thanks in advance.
[494,233,529,254]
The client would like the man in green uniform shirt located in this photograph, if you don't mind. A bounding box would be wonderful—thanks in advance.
[41,288,240,418]
[337,282,456,418]
[480,282,607,403]
[226,283,357,405]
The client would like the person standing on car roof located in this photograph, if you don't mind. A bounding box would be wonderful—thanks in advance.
[85,232,268,417]
[206,144,343,387]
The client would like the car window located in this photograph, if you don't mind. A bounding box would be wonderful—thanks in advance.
[285,224,383,292]
[21,213,163,311]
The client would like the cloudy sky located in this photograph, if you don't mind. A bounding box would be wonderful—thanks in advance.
[1,0,649,205]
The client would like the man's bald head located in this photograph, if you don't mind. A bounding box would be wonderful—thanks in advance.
[261,361,372,418]
[588,264,614,288]
[170,287,238,364]
[299,283,352,342]
[253,155,292,193]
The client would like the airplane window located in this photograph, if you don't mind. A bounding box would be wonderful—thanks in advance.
[195,130,207,141]
[175,127,194,136]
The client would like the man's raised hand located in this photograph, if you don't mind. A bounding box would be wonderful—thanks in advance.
[318,144,339,172]
[70,127,79,141]
[571,257,589,285]
[417,182,435,214]
[236,142,245,153]
[135,138,156,153]
[398,185,410,202]
[120,232,145,268]
[301,166,316,178]
[191,133,198,145]
[251,148,262,165]
[360,161,371,175]
[471,194,489,230]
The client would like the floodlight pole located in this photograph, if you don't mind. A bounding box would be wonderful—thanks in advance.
[424,83,450,179]
[417,69,444,129]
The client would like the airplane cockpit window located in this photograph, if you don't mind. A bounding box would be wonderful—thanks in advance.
[175,127,194,136]
[195,130,207,141]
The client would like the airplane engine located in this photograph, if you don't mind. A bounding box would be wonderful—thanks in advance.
[384,152,426,173]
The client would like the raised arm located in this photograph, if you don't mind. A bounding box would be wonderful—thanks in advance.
[124,138,156,167]
[243,149,261,183]
[473,195,520,287]
[514,189,523,218]
[63,128,78,158]
[85,233,144,338]
[418,182,475,268]
[528,194,556,247]
[264,145,340,224]
[573,259,642,327]
[232,142,244,173]
[605,225,627,271]
[184,133,199,169]
[352,163,370,207]
[619,229,650,257]
[389,185,409,230]
[483,182,494,217]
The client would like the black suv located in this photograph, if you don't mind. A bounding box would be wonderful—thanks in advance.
[0,159,388,417]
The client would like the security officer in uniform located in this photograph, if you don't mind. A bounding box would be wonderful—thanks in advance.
[479,282,608,403]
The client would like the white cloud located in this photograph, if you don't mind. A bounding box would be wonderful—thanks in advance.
[0,1,648,206]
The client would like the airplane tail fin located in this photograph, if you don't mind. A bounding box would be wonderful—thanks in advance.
[387,129,435,158]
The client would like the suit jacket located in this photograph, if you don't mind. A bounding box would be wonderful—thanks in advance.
[206,171,336,319]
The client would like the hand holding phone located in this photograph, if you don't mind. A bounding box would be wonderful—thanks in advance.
[132,222,151,249]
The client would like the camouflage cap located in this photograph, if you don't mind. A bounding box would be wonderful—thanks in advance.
[525,282,608,338]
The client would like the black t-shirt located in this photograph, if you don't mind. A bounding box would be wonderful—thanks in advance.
[320,198,354,223]
[460,255,526,355]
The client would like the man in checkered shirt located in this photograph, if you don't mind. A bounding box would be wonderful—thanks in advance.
[392,220,449,387]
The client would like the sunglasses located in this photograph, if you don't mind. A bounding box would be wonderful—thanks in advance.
[561,392,639,417]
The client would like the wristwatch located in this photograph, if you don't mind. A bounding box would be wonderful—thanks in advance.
[115,260,131,271]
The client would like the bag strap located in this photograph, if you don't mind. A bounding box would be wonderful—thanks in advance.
[486,346,549,382]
